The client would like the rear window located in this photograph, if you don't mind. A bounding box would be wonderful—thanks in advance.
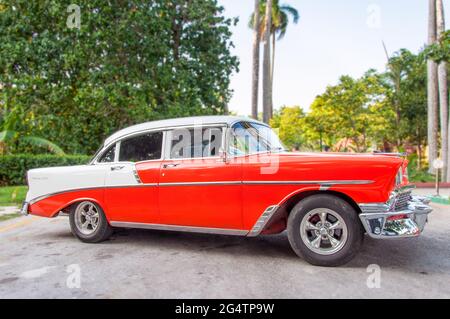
[119,132,163,162]
[98,144,116,163]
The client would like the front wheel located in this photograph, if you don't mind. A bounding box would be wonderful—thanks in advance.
[69,201,113,243]
[287,194,364,267]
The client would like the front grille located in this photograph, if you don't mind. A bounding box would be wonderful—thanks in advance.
[394,190,412,211]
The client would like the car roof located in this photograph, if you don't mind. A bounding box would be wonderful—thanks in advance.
[104,115,267,146]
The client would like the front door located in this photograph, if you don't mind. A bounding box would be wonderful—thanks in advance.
[104,131,164,224]
[158,126,243,230]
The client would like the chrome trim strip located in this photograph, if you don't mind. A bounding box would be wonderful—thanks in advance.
[242,180,374,186]
[158,180,373,187]
[110,221,248,236]
[132,165,143,184]
[28,179,374,205]
[248,205,280,237]
[159,181,241,187]
[28,184,158,205]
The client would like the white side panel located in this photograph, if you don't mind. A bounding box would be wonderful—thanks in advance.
[104,163,139,186]
[26,165,107,202]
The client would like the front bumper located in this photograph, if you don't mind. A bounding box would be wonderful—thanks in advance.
[358,188,432,239]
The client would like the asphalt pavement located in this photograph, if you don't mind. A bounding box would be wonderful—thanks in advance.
[0,195,449,298]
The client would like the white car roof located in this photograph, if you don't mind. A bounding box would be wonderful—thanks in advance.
[104,115,267,146]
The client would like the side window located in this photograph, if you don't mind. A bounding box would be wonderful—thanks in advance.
[230,122,260,156]
[119,131,163,162]
[170,127,223,159]
[230,122,281,156]
[98,144,116,163]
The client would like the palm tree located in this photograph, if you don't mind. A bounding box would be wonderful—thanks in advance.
[269,2,299,117]
[249,0,299,123]
[436,0,449,181]
[0,130,65,155]
[251,0,261,120]
[427,0,439,173]
[262,0,273,124]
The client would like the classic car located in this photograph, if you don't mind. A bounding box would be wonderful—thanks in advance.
[22,116,432,266]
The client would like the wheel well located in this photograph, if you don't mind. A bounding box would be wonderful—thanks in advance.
[280,190,362,217]
[60,199,103,215]
[262,190,362,235]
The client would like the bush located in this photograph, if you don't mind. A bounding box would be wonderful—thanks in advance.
[0,154,91,186]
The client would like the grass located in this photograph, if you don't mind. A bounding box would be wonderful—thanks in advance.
[0,213,21,222]
[0,186,27,206]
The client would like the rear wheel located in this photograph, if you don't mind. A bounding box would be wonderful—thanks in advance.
[287,194,364,267]
[69,201,113,243]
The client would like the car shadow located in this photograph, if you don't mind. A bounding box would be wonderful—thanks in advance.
[102,228,450,273]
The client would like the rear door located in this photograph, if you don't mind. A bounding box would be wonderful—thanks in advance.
[104,131,164,223]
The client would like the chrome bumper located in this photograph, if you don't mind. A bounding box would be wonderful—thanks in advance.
[359,193,432,239]
[21,201,29,216]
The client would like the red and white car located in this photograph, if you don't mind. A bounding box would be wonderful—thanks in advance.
[22,116,432,266]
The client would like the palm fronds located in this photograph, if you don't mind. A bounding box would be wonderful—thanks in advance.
[0,130,65,155]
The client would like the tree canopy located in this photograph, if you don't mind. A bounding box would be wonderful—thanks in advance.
[271,49,430,164]
[0,0,239,154]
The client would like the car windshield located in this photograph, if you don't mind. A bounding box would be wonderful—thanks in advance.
[230,122,286,156]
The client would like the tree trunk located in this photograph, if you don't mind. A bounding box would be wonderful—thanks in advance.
[437,0,449,181]
[262,0,273,124]
[251,0,261,120]
[269,33,275,121]
[427,0,439,173]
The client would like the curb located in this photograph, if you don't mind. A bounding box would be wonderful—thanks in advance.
[429,196,450,205]
[413,182,450,188]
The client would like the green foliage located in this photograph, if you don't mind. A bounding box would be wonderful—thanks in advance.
[385,50,428,152]
[304,71,394,152]
[408,168,435,183]
[425,30,450,63]
[279,49,429,156]
[0,154,90,186]
[270,106,307,150]
[0,185,27,205]
[0,0,239,155]
[0,130,65,155]
[249,0,300,39]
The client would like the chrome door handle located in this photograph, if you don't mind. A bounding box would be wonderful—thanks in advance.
[163,163,180,169]
[111,165,125,171]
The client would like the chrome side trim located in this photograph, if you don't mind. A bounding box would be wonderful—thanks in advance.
[242,180,374,186]
[159,181,241,187]
[247,205,280,237]
[132,165,143,184]
[28,179,374,205]
[28,184,158,205]
[110,221,248,236]
[158,180,373,187]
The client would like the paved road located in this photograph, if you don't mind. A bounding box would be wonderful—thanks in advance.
[0,202,449,299]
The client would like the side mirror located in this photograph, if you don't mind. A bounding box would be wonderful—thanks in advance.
[219,147,229,163]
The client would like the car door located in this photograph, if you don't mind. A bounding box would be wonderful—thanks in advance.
[103,131,164,224]
[158,126,243,230]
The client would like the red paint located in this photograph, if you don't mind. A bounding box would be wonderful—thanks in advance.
[28,153,404,232]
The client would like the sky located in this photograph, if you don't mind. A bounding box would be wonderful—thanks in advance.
[218,0,450,116]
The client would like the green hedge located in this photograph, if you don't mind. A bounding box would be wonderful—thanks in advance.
[0,154,91,186]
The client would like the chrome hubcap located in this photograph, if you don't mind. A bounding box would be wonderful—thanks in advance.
[74,201,100,235]
[300,208,348,255]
